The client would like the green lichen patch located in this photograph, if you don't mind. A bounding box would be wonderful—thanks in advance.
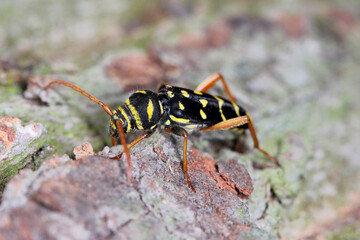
[0,117,47,195]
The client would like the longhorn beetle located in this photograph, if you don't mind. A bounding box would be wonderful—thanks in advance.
[45,73,279,192]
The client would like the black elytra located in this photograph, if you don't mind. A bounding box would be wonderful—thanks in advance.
[109,85,249,139]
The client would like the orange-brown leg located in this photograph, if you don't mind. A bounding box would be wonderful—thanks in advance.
[246,113,280,166]
[195,72,236,103]
[112,120,134,183]
[166,127,196,192]
[200,114,280,166]
[111,137,117,146]
[197,73,279,165]
[110,131,154,159]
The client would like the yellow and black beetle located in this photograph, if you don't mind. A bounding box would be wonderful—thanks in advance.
[46,73,279,192]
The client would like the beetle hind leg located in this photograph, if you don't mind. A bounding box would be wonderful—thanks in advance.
[195,72,236,103]
[200,114,280,166]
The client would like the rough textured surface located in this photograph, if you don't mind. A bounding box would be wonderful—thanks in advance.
[0,138,264,239]
[1,0,360,239]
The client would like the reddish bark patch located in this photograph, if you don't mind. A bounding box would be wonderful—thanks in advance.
[206,21,233,48]
[275,13,307,38]
[73,142,94,160]
[179,21,232,51]
[0,117,19,150]
[330,8,358,34]
[106,50,179,91]
[179,32,209,51]
[31,178,69,212]
[189,148,253,198]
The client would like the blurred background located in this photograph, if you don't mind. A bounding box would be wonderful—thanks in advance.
[1,0,360,239]
[1,0,358,69]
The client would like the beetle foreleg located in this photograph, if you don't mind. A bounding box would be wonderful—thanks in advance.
[110,130,155,159]
[114,120,134,183]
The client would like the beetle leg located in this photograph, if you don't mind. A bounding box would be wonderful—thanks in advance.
[165,127,196,192]
[197,73,279,166]
[110,131,154,159]
[200,114,280,166]
[245,113,280,166]
[111,137,117,146]
[195,72,236,103]
[200,116,249,131]
[113,120,134,183]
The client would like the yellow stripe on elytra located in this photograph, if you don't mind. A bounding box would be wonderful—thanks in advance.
[125,99,143,129]
[118,107,131,133]
[200,109,207,119]
[147,99,154,120]
[159,100,163,115]
[232,102,240,116]
[179,102,185,110]
[194,90,203,95]
[170,115,190,124]
[199,99,208,108]
[214,96,226,121]
[135,90,147,94]
[181,90,190,98]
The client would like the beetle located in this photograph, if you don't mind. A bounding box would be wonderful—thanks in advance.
[45,73,279,191]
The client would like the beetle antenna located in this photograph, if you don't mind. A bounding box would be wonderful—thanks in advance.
[45,79,113,117]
